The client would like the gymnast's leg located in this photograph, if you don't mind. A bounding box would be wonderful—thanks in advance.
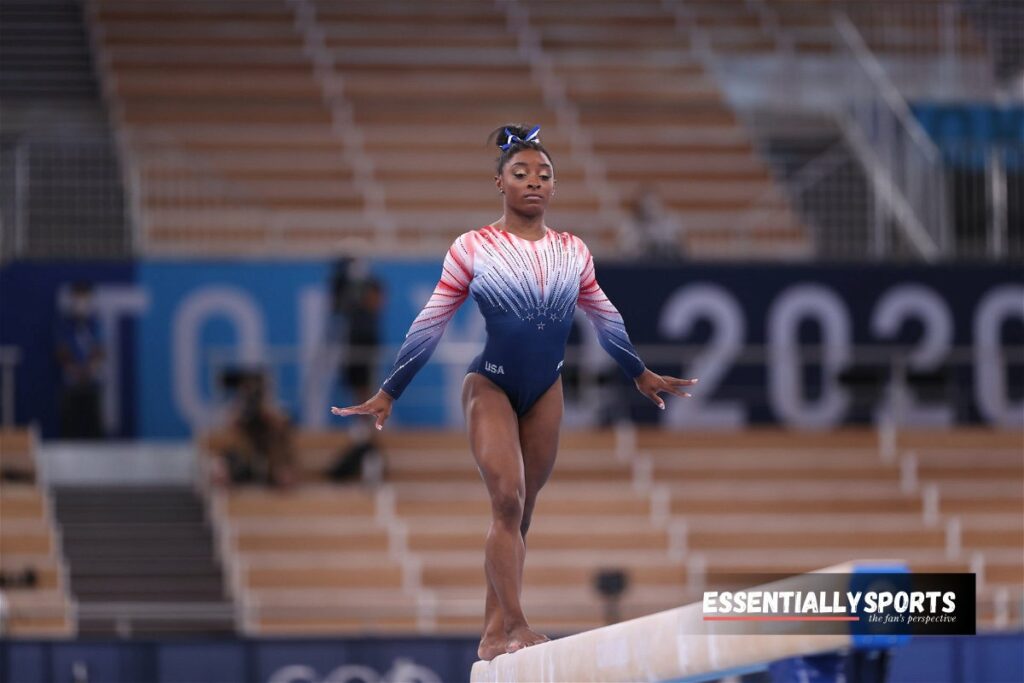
[509,377,563,652]
[463,373,545,660]
[476,377,562,657]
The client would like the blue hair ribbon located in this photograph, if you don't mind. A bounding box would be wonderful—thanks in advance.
[500,125,541,151]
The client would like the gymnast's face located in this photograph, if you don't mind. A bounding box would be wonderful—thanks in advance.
[496,149,555,217]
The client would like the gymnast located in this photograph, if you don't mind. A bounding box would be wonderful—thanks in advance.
[332,124,697,660]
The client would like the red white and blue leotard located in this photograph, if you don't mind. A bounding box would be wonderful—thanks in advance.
[380,225,646,415]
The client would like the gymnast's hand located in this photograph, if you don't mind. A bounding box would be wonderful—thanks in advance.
[634,369,697,410]
[331,389,395,431]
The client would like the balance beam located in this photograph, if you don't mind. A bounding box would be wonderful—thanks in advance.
[471,560,905,683]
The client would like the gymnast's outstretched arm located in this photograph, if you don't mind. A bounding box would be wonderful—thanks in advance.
[574,238,697,409]
[332,233,475,429]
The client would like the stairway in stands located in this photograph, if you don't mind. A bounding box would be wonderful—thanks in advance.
[0,0,99,99]
[54,487,234,637]
[764,134,874,260]
[0,0,129,259]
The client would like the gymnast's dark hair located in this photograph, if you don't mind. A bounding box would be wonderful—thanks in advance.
[487,124,554,175]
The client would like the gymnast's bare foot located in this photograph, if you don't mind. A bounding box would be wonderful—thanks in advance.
[505,625,549,653]
[477,632,507,661]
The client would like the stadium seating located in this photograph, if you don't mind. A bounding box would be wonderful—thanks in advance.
[56,0,1002,260]
[200,427,1022,634]
[913,440,1024,628]
[0,428,75,636]
[499,0,806,256]
[91,0,809,258]
[93,0,367,253]
[312,0,608,247]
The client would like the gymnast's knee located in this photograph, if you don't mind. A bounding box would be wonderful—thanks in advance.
[489,486,525,529]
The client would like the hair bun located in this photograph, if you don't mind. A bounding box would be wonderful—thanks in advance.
[487,124,551,174]
[488,124,534,149]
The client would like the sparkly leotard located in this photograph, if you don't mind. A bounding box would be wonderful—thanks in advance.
[380,225,645,415]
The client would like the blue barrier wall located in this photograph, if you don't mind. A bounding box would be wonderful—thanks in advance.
[0,262,138,437]
[2,634,1021,683]
[2,261,1021,437]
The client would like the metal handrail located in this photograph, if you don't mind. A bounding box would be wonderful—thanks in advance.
[834,12,950,260]
[834,13,941,163]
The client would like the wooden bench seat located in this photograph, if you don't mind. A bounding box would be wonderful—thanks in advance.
[421,561,686,590]
[0,490,45,519]
[982,551,1024,587]
[654,465,898,483]
[4,590,73,637]
[255,615,418,634]
[698,551,971,577]
[224,490,376,517]
[0,429,36,481]
[394,495,652,519]
[234,530,390,553]
[407,528,668,553]
[920,465,1023,483]
[934,482,1023,516]
[960,513,1024,551]
[688,528,947,552]
[0,531,52,555]
[245,565,403,590]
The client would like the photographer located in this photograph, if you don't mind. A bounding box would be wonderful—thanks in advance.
[326,258,386,484]
[54,281,105,439]
[212,370,296,489]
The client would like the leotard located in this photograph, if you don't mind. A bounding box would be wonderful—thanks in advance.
[380,225,645,415]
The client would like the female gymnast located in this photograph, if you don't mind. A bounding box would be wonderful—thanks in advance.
[332,124,697,660]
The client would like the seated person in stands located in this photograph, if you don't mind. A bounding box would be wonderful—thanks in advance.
[211,369,296,489]
[618,186,684,261]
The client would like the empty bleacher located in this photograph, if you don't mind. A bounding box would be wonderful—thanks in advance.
[89,0,813,259]
[201,426,1022,635]
[313,0,605,250]
[0,428,75,637]
[92,0,367,254]
[911,437,1024,628]
[67,0,1015,260]
[515,0,808,256]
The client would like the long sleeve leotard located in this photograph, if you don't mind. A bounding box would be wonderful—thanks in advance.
[380,225,645,415]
